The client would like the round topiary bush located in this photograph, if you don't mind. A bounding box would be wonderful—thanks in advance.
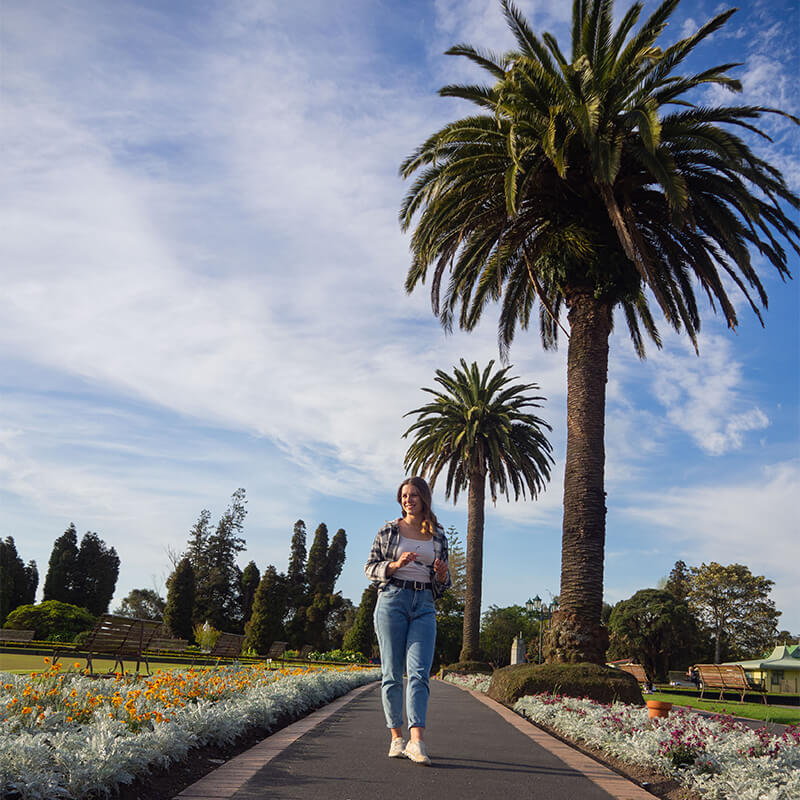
[488,662,643,706]
[439,660,494,678]
[3,600,96,642]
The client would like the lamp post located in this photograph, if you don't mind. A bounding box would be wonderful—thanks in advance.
[526,595,559,664]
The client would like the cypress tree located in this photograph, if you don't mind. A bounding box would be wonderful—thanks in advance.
[305,523,329,595]
[321,528,347,595]
[43,524,79,604]
[0,537,37,625]
[75,532,120,616]
[241,561,261,626]
[286,520,307,610]
[164,558,195,640]
[243,566,288,655]
[342,585,378,658]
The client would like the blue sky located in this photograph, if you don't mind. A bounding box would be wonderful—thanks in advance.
[2,0,798,635]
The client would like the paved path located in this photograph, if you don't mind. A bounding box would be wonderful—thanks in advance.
[176,680,657,800]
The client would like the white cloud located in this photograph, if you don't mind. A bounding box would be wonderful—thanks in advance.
[629,331,771,456]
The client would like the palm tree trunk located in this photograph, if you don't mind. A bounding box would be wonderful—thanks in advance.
[460,470,485,662]
[546,289,611,664]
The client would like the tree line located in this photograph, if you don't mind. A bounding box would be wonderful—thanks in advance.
[475,559,792,678]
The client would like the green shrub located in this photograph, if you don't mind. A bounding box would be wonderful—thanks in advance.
[3,600,96,642]
[439,660,494,678]
[488,662,643,706]
[307,648,365,663]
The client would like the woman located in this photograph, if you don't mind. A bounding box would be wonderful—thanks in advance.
[365,476,451,765]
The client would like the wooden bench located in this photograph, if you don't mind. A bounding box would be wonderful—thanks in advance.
[55,615,163,674]
[266,640,287,665]
[298,644,314,660]
[0,629,35,643]
[618,663,652,690]
[148,638,189,656]
[695,663,767,703]
[208,632,244,662]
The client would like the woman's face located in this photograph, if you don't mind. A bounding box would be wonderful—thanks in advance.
[401,483,423,517]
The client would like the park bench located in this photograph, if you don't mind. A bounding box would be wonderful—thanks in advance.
[208,632,244,662]
[0,629,35,643]
[695,663,767,703]
[298,644,314,660]
[54,614,163,675]
[266,641,287,665]
[618,663,652,691]
[148,637,189,656]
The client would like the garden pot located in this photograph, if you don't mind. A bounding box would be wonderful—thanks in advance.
[645,700,672,718]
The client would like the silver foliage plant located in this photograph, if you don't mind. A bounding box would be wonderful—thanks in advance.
[0,666,380,799]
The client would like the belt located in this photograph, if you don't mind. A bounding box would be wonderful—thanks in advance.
[389,577,432,591]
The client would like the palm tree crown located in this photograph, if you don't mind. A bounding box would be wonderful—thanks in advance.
[403,359,553,503]
[400,0,798,357]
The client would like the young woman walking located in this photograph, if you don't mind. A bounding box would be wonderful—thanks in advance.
[365,476,451,765]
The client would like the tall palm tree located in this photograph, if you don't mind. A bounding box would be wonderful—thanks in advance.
[400,0,799,663]
[403,359,553,661]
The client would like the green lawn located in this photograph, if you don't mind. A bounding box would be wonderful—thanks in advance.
[648,691,800,726]
[0,652,207,675]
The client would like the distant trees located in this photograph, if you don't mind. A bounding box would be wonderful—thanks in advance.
[435,528,466,668]
[243,566,288,654]
[480,604,538,668]
[42,524,119,615]
[184,489,248,632]
[664,560,691,604]
[163,558,196,641]
[689,562,780,662]
[0,537,38,625]
[240,561,261,626]
[235,518,348,653]
[42,524,79,603]
[342,586,378,659]
[114,588,166,620]
[607,589,699,680]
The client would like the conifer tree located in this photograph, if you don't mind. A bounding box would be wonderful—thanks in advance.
[321,528,347,595]
[286,520,307,609]
[241,561,261,625]
[43,524,79,604]
[305,523,329,595]
[342,586,378,658]
[243,566,288,654]
[164,557,195,641]
[0,537,38,625]
[74,532,120,616]
[188,489,248,631]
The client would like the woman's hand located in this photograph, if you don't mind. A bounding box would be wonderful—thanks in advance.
[433,557,448,583]
[387,551,418,575]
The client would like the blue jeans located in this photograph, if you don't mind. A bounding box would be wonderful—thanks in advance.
[373,584,437,730]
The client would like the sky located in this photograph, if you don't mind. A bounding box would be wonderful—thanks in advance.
[1,0,798,636]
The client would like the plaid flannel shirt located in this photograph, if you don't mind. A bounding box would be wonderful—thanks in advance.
[365,519,452,600]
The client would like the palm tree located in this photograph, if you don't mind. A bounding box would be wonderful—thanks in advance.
[403,359,553,661]
[399,0,799,663]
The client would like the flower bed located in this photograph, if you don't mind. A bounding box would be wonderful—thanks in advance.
[1,659,380,799]
[443,672,800,800]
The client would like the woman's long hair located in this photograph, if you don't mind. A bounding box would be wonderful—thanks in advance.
[397,476,440,535]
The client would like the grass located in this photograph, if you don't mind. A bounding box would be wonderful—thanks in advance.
[0,652,209,675]
[647,690,800,726]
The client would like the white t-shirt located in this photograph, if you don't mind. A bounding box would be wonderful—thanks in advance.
[393,534,435,582]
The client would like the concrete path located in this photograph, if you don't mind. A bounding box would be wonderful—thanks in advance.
[175,680,657,800]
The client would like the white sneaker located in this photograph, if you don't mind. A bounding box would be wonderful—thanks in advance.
[388,737,406,758]
[403,740,431,765]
